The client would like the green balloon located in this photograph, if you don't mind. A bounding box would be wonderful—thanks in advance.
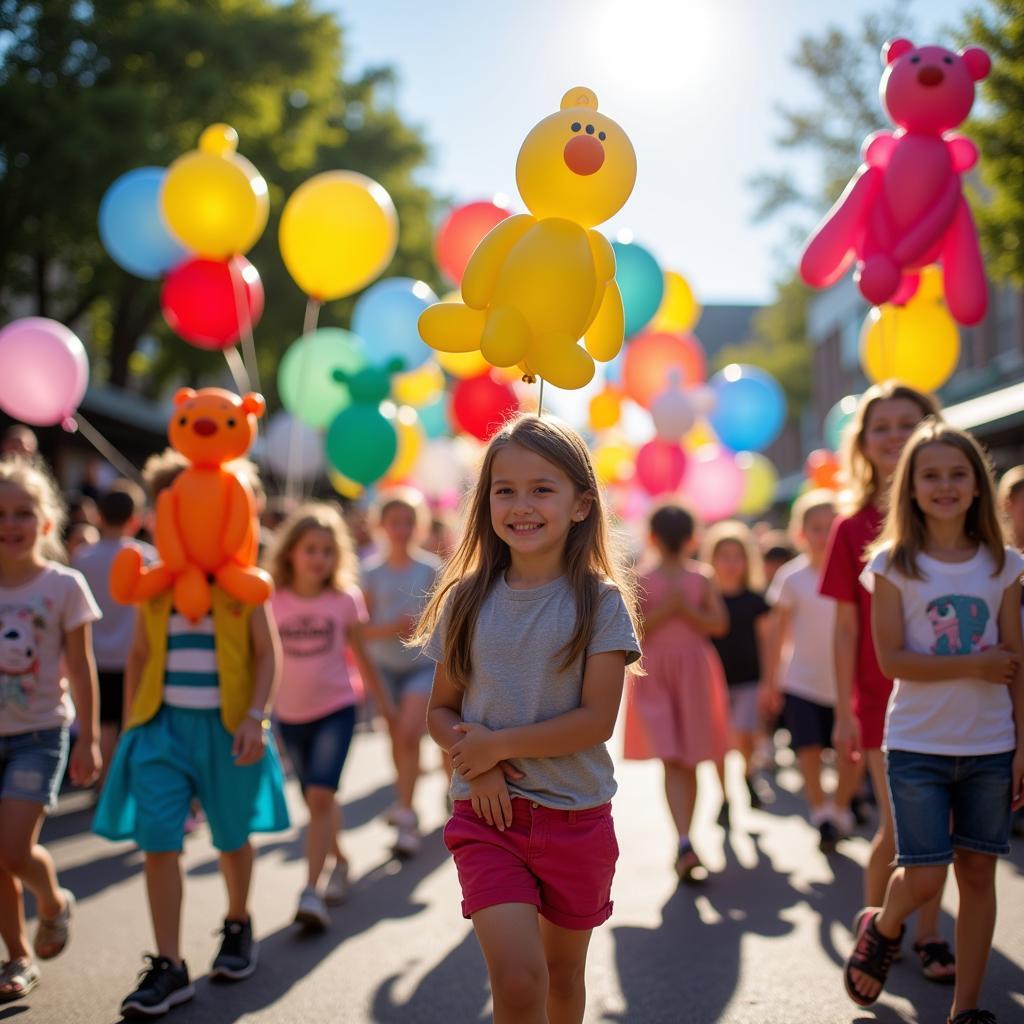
[326,404,397,485]
[278,328,367,429]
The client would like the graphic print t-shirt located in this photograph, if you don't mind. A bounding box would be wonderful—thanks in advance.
[862,545,1024,755]
[0,564,101,736]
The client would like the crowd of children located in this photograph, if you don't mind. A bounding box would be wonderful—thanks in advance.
[0,381,1022,1024]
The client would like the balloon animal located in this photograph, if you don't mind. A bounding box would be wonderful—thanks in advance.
[418,87,637,390]
[800,39,990,325]
[110,388,272,621]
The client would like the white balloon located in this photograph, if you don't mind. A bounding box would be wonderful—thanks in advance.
[409,437,476,498]
[264,411,324,481]
[651,387,696,441]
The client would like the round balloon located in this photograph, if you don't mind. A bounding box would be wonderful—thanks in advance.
[352,277,438,372]
[435,347,490,380]
[805,448,841,490]
[278,328,367,429]
[824,394,860,452]
[622,331,706,409]
[0,318,89,427]
[651,380,696,441]
[860,301,960,392]
[589,388,622,431]
[612,239,664,338]
[382,406,426,483]
[435,198,513,285]
[279,171,398,301]
[418,395,450,439]
[635,439,687,496]
[326,403,398,486]
[161,256,264,350]
[594,440,635,485]
[736,452,779,516]
[99,167,188,279]
[264,411,324,481]
[652,270,700,334]
[682,445,745,523]
[708,364,787,453]
[329,468,364,499]
[393,361,445,408]
[451,372,520,441]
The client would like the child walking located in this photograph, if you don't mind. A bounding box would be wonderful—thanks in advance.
[999,465,1024,838]
[267,503,396,930]
[703,521,773,819]
[623,503,729,881]
[0,458,101,1002]
[844,421,1024,1024]
[416,415,640,1024]
[820,381,957,982]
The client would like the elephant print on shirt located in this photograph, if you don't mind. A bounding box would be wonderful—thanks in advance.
[926,594,989,655]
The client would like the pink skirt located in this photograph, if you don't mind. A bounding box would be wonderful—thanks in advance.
[623,641,730,767]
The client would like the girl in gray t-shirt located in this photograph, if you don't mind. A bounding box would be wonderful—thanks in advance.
[414,414,641,1024]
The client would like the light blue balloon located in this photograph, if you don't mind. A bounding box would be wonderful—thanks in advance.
[418,395,450,439]
[824,394,860,452]
[98,167,188,279]
[352,277,438,373]
[612,240,664,338]
[708,365,787,453]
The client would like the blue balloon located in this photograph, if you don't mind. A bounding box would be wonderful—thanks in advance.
[708,365,787,453]
[611,240,663,338]
[98,167,188,279]
[824,394,860,451]
[351,277,438,373]
[418,395,450,439]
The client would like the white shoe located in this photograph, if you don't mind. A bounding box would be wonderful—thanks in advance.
[392,808,421,858]
[324,861,350,906]
[294,887,329,930]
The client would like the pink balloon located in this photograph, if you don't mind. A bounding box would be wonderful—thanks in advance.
[0,317,89,427]
[799,40,990,326]
[635,439,687,496]
[682,445,745,523]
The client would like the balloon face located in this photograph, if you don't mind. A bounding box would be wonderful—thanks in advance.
[264,411,324,481]
[279,171,398,301]
[612,241,664,338]
[515,88,636,227]
[99,167,188,280]
[435,199,513,285]
[450,372,520,441]
[859,301,960,393]
[352,278,439,372]
[622,332,706,409]
[882,43,988,134]
[737,452,779,517]
[652,271,700,334]
[635,439,687,496]
[708,365,786,453]
[278,328,368,429]
[326,404,398,486]
[682,445,745,523]
[0,318,88,427]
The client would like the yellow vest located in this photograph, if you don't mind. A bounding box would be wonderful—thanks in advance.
[126,588,255,733]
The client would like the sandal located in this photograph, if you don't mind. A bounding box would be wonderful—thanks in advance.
[0,958,40,1003]
[34,887,74,960]
[843,908,904,1007]
[914,936,956,984]
[674,840,708,885]
[948,1012,997,1024]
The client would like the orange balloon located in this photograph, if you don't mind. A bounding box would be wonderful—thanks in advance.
[622,331,706,409]
[805,448,840,490]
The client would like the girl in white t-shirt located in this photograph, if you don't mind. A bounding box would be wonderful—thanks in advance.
[843,421,1024,1024]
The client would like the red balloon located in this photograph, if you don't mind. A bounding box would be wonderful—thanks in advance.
[623,331,706,409]
[635,439,687,496]
[435,199,512,286]
[161,256,264,350]
[805,448,841,490]
[450,371,519,441]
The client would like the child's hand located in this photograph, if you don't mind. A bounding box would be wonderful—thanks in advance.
[232,718,267,766]
[973,646,1021,685]
[832,712,861,765]
[1012,750,1024,812]
[69,735,101,787]
[758,682,782,719]
[451,722,501,781]
[467,765,516,830]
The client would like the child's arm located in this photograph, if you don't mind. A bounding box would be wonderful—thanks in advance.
[121,614,149,731]
[873,576,1020,683]
[234,602,280,766]
[347,623,398,725]
[832,601,861,762]
[759,605,789,718]
[998,584,1024,810]
[675,575,729,637]
[64,622,101,786]
[359,590,414,641]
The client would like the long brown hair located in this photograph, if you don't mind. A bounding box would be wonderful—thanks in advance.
[265,502,358,592]
[869,420,1006,581]
[412,414,640,689]
[840,381,942,513]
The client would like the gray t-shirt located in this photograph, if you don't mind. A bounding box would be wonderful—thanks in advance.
[362,551,440,673]
[425,574,640,809]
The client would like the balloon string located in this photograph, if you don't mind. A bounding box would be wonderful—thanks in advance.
[229,257,261,396]
[538,377,545,418]
[223,346,252,395]
[72,413,145,487]
[286,298,323,502]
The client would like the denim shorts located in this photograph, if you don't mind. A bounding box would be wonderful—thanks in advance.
[378,664,435,704]
[887,748,1014,866]
[277,704,357,792]
[0,727,70,810]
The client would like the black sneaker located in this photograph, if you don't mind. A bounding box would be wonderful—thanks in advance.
[210,918,258,981]
[121,955,194,1018]
[818,819,841,854]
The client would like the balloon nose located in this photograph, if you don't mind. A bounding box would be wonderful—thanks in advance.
[193,418,217,437]
[563,135,605,176]
[918,66,943,87]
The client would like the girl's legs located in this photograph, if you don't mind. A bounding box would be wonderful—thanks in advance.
[332,802,347,865]
[304,786,339,890]
[833,756,864,823]
[391,691,430,812]
[472,903,548,1024]
[144,852,184,964]
[540,917,593,1024]
[219,842,254,922]
[796,746,825,815]
[663,761,698,839]
[735,730,756,778]
[950,850,997,1017]
[0,863,28,963]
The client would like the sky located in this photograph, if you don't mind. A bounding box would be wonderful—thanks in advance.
[329,0,977,304]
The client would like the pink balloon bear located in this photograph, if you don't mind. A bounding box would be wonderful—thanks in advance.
[800,38,991,325]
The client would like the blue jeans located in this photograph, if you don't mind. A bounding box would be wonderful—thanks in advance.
[0,727,69,810]
[277,704,357,792]
[886,748,1014,866]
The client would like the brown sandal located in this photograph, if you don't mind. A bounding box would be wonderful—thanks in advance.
[0,959,40,1003]
[844,908,904,1007]
[34,888,74,960]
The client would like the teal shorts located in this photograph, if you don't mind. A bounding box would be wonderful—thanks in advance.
[93,705,290,852]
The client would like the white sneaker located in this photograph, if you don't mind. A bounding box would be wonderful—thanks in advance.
[294,887,329,930]
[324,861,350,906]
[392,808,421,858]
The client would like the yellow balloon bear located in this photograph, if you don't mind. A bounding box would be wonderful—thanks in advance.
[418,88,637,390]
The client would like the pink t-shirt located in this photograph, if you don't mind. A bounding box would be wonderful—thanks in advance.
[271,586,367,724]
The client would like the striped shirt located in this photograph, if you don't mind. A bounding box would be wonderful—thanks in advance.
[163,613,220,709]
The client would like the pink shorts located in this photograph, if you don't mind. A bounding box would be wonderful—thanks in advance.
[443,797,618,930]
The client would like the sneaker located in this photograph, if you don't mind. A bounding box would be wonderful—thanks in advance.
[674,840,708,885]
[392,808,421,858]
[294,888,330,931]
[210,919,257,981]
[717,800,731,830]
[121,955,194,1018]
[818,820,841,854]
[745,774,775,809]
[324,860,350,906]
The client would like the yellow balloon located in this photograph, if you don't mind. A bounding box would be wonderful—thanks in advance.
[652,270,701,334]
[594,440,634,485]
[435,348,490,379]
[162,131,269,258]
[382,407,425,483]
[860,298,960,393]
[684,421,717,453]
[329,468,364,499]
[279,171,398,301]
[589,388,622,431]
[393,362,445,407]
[736,452,779,517]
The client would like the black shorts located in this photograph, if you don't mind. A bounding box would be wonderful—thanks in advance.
[783,693,834,751]
[97,670,125,726]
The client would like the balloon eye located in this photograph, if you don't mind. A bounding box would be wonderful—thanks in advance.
[571,121,581,132]
[598,131,606,141]
[178,417,187,427]
[910,55,921,63]
[226,418,236,428]
[586,124,595,135]
[943,56,953,64]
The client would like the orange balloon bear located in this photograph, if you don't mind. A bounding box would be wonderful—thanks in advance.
[110,387,273,622]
